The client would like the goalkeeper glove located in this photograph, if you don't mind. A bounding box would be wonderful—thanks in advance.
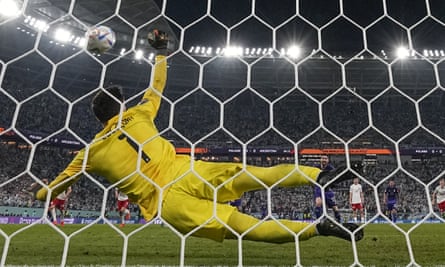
[147,29,169,54]
[22,179,48,201]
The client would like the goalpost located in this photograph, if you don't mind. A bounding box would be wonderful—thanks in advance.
[1,0,445,266]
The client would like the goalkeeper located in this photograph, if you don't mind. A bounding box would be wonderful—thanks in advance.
[29,29,363,244]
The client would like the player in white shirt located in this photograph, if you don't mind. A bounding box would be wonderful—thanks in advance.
[115,188,131,227]
[432,178,445,219]
[349,178,365,223]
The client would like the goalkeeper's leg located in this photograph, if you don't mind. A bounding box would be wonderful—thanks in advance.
[225,210,316,243]
[232,164,320,193]
[226,210,363,243]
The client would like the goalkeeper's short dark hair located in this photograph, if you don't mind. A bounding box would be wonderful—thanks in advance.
[92,86,124,123]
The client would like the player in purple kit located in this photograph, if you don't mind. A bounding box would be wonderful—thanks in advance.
[314,155,341,222]
[384,180,399,223]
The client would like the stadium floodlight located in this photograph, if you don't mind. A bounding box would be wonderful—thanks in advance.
[78,37,86,48]
[54,28,71,42]
[135,49,143,59]
[206,47,212,55]
[34,20,48,32]
[287,45,301,59]
[148,53,154,60]
[224,46,242,57]
[0,0,20,17]
[423,49,428,57]
[215,47,221,55]
[396,46,409,59]
[29,17,36,26]
[195,46,200,54]
[440,50,445,57]
[120,48,126,56]
[188,46,194,53]
[435,50,439,57]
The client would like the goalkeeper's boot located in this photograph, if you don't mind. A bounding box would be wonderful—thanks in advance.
[316,218,364,242]
[316,162,363,187]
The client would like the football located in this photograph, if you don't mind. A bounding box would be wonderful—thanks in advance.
[85,25,116,54]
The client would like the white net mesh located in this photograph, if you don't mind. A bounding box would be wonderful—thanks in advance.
[1,0,445,266]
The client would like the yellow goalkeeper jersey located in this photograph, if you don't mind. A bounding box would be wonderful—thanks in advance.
[36,55,188,220]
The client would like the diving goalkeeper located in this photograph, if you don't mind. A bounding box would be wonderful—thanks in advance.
[27,29,363,244]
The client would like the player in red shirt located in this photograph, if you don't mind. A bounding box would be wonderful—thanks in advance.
[115,188,131,227]
[49,186,72,226]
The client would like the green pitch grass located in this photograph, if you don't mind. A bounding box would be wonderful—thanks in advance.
[0,223,444,266]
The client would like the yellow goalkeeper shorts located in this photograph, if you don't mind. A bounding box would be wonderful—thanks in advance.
[161,160,243,242]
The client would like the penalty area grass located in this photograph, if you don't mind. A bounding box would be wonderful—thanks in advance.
[0,223,444,266]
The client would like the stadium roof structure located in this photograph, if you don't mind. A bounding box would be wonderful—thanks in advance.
[1,0,445,100]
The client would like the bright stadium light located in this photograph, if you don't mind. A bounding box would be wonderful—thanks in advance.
[396,46,409,59]
[206,47,212,55]
[0,0,20,17]
[194,46,199,54]
[120,48,126,56]
[224,46,242,57]
[215,47,221,55]
[188,46,194,53]
[441,50,445,57]
[29,17,36,26]
[135,49,143,59]
[35,20,48,32]
[78,37,86,47]
[287,45,301,59]
[54,28,71,42]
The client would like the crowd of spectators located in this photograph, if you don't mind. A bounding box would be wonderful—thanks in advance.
[1,140,444,222]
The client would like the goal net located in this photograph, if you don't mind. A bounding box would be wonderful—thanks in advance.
[1,0,445,266]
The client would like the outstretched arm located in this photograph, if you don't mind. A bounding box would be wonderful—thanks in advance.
[139,29,169,119]
[35,149,88,201]
[139,55,167,118]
